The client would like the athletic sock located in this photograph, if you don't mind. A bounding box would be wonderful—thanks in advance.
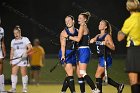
[0,74,5,91]
[61,77,69,92]
[78,77,85,93]
[84,75,96,90]
[131,84,140,93]
[96,78,102,93]
[108,77,119,88]
[67,76,76,93]
[11,75,17,89]
[22,75,28,89]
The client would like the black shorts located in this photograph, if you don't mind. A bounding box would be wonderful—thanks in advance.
[30,66,41,71]
[125,46,140,73]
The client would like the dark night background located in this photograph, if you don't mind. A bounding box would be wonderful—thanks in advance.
[0,0,130,55]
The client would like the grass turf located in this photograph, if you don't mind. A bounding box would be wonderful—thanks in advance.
[5,84,131,93]
[3,57,129,83]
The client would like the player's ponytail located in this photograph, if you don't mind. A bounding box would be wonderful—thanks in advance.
[14,25,21,32]
[80,11,91,23]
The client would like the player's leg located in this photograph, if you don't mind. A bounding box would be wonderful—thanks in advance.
[107,77,124,93]
[79,63,98,93]
[127,46,140,93]
[59,50,69,93]
[138,73,140,91]
[35,70,40,85]
[0,59,5,92]
[30,66,35,83]
[104,56,124,93]
[95,65,105,93]
[65,63,76,93]
[8,65,19,92]
[76,63,85,93]
[129,72,140,93]
[61,50,76,93]
[21,66,28,93]
[78,48,98,93]
[33,66,41,85]
[61,74,69,93]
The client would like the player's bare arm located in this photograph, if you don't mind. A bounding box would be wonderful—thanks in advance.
[90,34,99,43]
[117,31,125,42]
[60,30,66,60]
[65,25,84,42]
[104,34,115,50]
[10,48,14,64]
[1,37,6,58]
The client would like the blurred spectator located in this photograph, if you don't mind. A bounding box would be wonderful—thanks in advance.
[30,38,45,85]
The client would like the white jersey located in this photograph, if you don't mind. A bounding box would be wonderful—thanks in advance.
[11,37,31,66]
[0,27,4,58]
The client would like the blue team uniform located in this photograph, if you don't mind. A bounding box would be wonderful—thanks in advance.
[78,34,91,64]
[96,33,112,67]
[58,28,78,65]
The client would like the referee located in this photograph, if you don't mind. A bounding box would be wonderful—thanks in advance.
[117,0,140,93]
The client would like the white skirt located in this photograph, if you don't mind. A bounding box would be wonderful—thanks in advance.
[11,58,28,66]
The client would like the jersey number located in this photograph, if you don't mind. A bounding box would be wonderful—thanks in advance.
[17,46,19,49]
[97,46,100,54]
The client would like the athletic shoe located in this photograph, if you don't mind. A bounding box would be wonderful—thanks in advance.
[92,88,100,93]
[0,89,7,93]
[8,88,16,93]
[61,92,66,93]
[22,88,27,93]
[0,90,7,93]
[117,84,124,93]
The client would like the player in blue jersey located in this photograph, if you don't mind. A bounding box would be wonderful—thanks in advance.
[90,20,124,93]
[64,12,99,93]
[59,15,85,93]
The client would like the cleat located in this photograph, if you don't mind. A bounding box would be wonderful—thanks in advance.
[92,88,100,93]
[8,88,16,93]
[22,88,27,93]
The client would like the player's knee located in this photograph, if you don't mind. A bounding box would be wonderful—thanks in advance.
[80,70,87,77]
[95,74,99,78]
[95,72,102,78]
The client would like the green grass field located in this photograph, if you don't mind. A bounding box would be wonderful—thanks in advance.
[3,56,131,93]
[5,84,131,93]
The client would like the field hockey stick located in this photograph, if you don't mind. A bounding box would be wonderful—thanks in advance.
[10,50,35,61]
[10,56,22,61]
[49,59,64,72]
[49,49,76,72]
[11,51,37,67]
[103,43,108,84]
[11,53,24,67]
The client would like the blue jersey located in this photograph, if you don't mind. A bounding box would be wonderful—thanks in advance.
[96,33,111,57]
[65,27,78,50]
[79,34,90,47]
[96,33,112,67]
[58,28,78,65]
[78,34,91,64]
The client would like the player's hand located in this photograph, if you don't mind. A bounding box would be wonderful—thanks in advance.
[90,39,95,43]
[27,63,30,67]
[10,61,12,65]
[61,56,65,61]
